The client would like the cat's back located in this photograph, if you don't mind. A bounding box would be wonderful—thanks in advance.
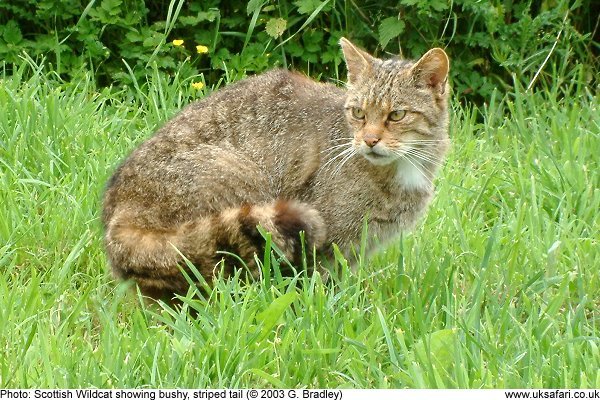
[159,69,346,144]
[205,68,345,110]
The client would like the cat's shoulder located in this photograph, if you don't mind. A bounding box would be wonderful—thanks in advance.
[246,68,344,97]
[258,68,318,84]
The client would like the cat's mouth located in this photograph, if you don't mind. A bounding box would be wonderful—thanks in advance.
[365,151,386,159]
[361,147,397,165]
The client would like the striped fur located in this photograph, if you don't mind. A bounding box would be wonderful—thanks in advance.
[102,38,451,302]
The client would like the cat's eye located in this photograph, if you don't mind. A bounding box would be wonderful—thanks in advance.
[351,107,365,120]
[388,110,407,122]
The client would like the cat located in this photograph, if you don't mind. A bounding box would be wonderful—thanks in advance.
[102,38,450,301]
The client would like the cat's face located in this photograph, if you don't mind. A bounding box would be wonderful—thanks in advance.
[340,39,450,168]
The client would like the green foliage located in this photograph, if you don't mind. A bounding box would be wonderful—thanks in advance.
[0,0,596,103]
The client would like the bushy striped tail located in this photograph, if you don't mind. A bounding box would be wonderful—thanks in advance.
[104,200,326,301]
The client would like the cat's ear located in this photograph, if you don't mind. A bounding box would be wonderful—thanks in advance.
[340,37,375,84]
[411,48,449,93]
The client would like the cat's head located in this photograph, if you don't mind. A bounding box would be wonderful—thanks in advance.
[340,38,450,169]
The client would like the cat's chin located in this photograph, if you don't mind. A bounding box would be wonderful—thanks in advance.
[361,151,398,166]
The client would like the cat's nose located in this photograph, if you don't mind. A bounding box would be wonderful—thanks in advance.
[363,134,380,147]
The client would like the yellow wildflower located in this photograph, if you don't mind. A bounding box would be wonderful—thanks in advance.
[172,39,184,46]
[196,45,209,54]
[191,81,204,90]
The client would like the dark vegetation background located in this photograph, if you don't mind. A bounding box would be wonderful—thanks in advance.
[0,0,597,104]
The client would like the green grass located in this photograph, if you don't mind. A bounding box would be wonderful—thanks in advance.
[0,60,598,388]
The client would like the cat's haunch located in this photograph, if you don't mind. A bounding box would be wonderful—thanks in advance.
[102,38,450,302]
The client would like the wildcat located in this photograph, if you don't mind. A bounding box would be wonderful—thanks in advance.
[102,38,450,301]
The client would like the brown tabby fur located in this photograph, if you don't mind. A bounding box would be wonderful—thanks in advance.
[102,38,450,301]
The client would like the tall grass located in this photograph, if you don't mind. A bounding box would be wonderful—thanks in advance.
[0,60,598,387]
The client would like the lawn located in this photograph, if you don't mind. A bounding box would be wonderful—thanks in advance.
[0,60,598,388]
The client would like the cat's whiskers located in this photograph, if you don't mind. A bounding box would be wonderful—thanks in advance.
[387,140,435,154]
[332,148,358,177]
[321,146,355,171]
[403,146,445,168]
[387,139,446,151]
[400,140,450,147]
[320,142,353,155]
[405,154,444,171]
[400,142,448,149]
[403,143,443,151]
[392,149,435,187]
[399,141,446,157]
[402,138,449,142]
[403,152,444,172]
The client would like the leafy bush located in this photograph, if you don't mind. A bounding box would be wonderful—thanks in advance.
[0,0,596,103]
